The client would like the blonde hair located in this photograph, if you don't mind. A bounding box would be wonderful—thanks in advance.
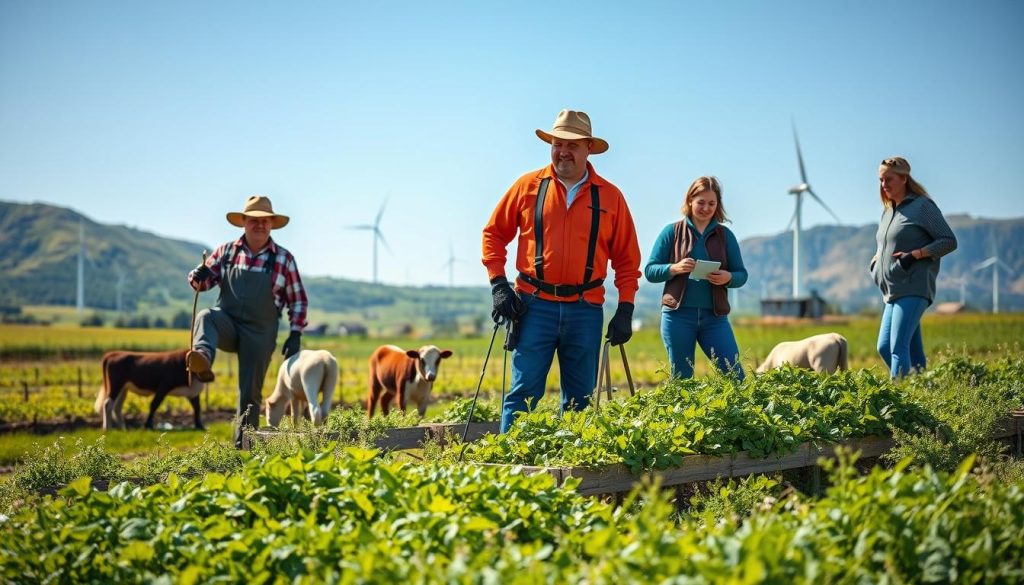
[681,176,729,223]
[879,156,930,207]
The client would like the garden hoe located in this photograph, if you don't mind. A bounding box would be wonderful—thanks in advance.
[188,250,207,396]
[458,318,507,461]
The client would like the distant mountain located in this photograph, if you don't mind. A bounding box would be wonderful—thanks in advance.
[2,201,1022,321]
[0,201,491,330]
[0,201,206,310]
[635,214,1024,313]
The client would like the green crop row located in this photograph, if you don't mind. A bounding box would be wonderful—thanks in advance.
[462,367,939,472]
[1,447,1021,583]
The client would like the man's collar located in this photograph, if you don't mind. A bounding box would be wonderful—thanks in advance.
[234,236,277,254]
[540,162,607,187]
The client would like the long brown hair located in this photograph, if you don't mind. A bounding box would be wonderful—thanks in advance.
[681,176,729,223]
[879,156,930,207]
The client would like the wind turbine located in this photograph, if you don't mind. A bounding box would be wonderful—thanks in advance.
[347,200,390,284]
[76,219,85,313]
[786,124,842,299]
[440,240,458,288]
[973,254,1012,314]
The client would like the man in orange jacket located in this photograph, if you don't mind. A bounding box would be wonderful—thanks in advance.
[482,109,641,432]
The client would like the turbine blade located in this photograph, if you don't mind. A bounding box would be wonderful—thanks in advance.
[347,224,374,230]
[973,257,997,271]
[376,230,392,254]
[375,199,388,227]
[785,207,797,232]
[997,259,1013,273]
[806,188,842,224]
[792,122,808,184]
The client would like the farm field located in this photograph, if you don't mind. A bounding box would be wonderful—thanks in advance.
[1,346,1023,581]
[1,313,1022,429]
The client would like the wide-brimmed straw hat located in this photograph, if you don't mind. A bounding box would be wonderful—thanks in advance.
[226,195,290,229]
[535,109,609,154]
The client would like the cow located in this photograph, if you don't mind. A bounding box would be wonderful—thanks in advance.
[96,349,205,431]
[756,333,849,375]
[265,349,339,427]
[367,345,453,417]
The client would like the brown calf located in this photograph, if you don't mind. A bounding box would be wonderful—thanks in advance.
[96,349,205,431]
[366,345,452,417]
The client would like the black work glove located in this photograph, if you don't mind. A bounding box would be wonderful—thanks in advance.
[282,331,301,359]
[606,302,635,346]
[896,253,919,271]
[192,263,212,282]
[490,276,526,323]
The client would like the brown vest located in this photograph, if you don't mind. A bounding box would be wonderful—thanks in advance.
[661,221,731,316]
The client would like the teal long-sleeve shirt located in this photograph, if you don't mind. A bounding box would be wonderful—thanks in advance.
[644,218,748,310]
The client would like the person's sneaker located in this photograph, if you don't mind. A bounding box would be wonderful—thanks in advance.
[186,350,215,383]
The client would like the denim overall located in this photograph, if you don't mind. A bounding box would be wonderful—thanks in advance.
[194,249,279,448]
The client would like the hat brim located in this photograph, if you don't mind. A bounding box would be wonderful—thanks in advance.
[227,211,290,229]
[536,129,609,154]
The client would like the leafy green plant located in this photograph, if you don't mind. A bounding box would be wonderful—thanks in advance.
[1,447,1022,583]
[430,396,500,423]
[465,367,937,472]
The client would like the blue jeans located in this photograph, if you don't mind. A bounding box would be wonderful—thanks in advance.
[877,295,929,378]
[661,307,745,381]
[500,295,603,432]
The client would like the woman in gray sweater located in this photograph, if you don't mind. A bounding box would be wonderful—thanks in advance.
[870,157,957,378]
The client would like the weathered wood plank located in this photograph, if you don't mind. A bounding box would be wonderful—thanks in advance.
[424,422,500,444]
[245,421,501,451]
[482,427,996,496]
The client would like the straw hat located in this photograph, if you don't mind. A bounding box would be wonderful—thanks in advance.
[226,195,290,229]
[535,109,609,154]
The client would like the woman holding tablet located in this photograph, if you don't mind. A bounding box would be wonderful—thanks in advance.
[645,176,748,380]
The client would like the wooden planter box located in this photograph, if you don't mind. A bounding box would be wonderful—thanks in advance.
[485,436,893,496]
[480,415,1024,496]
[244,421,500,451]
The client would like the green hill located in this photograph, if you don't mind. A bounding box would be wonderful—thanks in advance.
[2,201,1021,326]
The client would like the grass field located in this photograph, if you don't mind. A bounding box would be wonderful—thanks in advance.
[0,313,1021,451]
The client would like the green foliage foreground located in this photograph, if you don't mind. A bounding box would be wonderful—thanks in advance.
[1,448,1022,584]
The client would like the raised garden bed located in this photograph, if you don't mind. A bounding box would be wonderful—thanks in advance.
[244,421,500,450]
[483,415,1023,497]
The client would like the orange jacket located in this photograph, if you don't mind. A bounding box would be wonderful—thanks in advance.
[482,163,641,305]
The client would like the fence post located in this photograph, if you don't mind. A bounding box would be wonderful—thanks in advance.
[78,367,83,398]
[34,367,40,387]
[22,380,29,402]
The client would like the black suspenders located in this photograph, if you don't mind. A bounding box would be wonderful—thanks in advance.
[533,178,550,282]
[582,185,600,286]
[520,179,604,299]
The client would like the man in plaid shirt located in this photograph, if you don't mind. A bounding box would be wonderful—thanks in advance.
[187,195,308,448]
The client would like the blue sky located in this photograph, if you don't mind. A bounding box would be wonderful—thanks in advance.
[2,0,1022,286]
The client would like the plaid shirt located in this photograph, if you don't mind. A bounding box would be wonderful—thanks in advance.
[188,237,308,332]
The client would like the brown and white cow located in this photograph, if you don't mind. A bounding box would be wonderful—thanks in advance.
[266,349,339,427]
[756,333,849,375]
[95,349,205,431]
[367,345,453,417]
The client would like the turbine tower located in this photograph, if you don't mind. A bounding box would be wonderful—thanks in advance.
[973,255,1012,314]
[347,200,390,284]
[76,219,85,313]
[786,124,842,298]
[440,240,457,288]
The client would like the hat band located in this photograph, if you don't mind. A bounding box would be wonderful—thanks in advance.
[551,125,592,137]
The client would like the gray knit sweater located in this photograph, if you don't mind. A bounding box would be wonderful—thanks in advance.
[869,194,957,303]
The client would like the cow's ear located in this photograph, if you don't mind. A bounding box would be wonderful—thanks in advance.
[406,350,420,359]
[440,350,453,359]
